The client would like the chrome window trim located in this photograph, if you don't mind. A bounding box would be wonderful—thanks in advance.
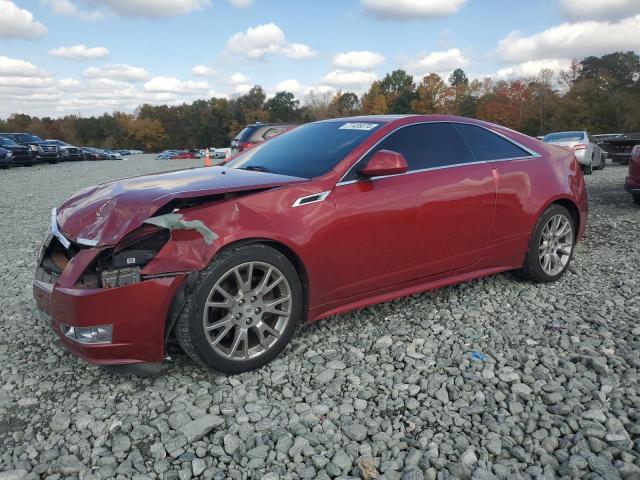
[292,190,331,207]
[336,120,541,186]
[50,208,71,249]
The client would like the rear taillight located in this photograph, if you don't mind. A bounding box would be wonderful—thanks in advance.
[237,141,254,152]
[572,144,588,151]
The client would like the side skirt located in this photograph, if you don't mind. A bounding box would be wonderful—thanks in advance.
[309,265,517,322]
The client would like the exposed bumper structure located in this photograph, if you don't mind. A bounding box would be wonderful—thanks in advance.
[33,221,187,365]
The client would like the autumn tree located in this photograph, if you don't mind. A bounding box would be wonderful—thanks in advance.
[411,73,448,114]
[361,81,388,114]
[328,91,361,117]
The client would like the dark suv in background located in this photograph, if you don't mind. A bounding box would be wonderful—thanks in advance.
[47,140,83,162]
[0,135,34,166]
[230,122,297,156]
[1,133,60,164]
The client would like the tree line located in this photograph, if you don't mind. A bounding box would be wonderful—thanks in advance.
[1,51,639,152]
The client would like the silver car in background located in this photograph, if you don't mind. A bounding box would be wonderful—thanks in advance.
[542,131,605,174]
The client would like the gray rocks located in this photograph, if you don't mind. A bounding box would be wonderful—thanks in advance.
[179,414,224,442]
[343,423,367,441]
[0,156,637,480]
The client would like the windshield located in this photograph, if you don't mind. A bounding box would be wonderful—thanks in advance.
[543,132,585,143]
[226,121,383,179]
[0,137,19,147]
[15,133,43,143]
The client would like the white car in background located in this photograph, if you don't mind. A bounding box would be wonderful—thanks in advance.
[542,131,605,174]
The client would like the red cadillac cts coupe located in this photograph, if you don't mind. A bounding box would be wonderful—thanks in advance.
[33,115,588,374]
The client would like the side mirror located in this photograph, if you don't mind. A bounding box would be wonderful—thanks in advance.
[360,150,408,178]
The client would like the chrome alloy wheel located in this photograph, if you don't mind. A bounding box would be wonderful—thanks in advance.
[202,261,292,361]
[538,214,574,276]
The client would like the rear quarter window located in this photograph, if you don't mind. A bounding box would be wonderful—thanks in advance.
[454,123,533,161]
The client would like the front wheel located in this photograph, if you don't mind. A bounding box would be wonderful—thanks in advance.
[633,194,640,205]
[175,244,303,373]
[517,204,575,283]
[582,163,592,175]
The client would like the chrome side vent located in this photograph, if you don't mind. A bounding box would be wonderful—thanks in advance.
[292,191,331,207]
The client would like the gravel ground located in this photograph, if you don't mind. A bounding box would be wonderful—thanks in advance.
[0,156,639,480]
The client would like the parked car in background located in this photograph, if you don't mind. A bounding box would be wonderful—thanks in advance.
[156,150,177,160]
[1,133,60,164]
[170,150,196,160]
[626,145,640,205]
[594,133,640,165]
[230,122,297,156]
[34,115,588,374]
[213,148,230,160]
[542,131,604,174]
[0,146,14,168]
[103,150,123,160]
[47,140,84,162]
[0,135,34,166]
[82,147,109,161]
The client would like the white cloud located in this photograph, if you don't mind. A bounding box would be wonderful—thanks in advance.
[190,65,217,77]
[322,69,378,90]
[0,56,48,78]
[225,23,316,60]
[229,0,252,7]
[404,48,469,76]
[495,58,573,79]
[497,16,640,63]
[144,76,210,94]
[0,1,47,38]
[361,0,466,19]
[83,63,150,81]
[334,51,385,70]
[49,44,109,59]
[273,79,310,96]
[559,0,640,21]
[230,72,250,84]
[233,83,253,95]
[280,43,317,60]
[43,0,103,20]
[89,0,211,17]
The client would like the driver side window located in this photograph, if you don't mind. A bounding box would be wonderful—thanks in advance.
[343,122,474,182]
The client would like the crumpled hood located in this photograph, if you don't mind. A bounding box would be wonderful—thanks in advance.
[56,166,305,246]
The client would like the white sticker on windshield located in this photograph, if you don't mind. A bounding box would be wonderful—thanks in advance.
[339,122,379,131]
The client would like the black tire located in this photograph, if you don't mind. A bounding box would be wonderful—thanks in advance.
[582,163,592,175]
[516,204,576,283]
[175,243,303,374]
[633,194,640,205]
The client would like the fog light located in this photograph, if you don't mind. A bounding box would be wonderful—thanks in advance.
[61,324,113,344]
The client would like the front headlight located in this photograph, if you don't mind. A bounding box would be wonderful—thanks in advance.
[6,151,13,158]
[30,145,38,152]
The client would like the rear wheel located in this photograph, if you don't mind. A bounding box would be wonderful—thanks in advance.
[175,244,302,373]
[517,204,575,283]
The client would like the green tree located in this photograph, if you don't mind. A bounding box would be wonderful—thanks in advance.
[265,91,301,122]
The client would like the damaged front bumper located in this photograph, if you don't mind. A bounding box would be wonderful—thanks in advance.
[33,222,187,366]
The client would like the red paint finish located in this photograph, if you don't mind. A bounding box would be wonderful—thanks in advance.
[361,150,408,177]
[625,146,640,197]
[34,115,588,366]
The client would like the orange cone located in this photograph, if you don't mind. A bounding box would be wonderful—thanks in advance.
[204,148,212,167]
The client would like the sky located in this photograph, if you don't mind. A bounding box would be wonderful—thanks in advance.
[1,0,640,118]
